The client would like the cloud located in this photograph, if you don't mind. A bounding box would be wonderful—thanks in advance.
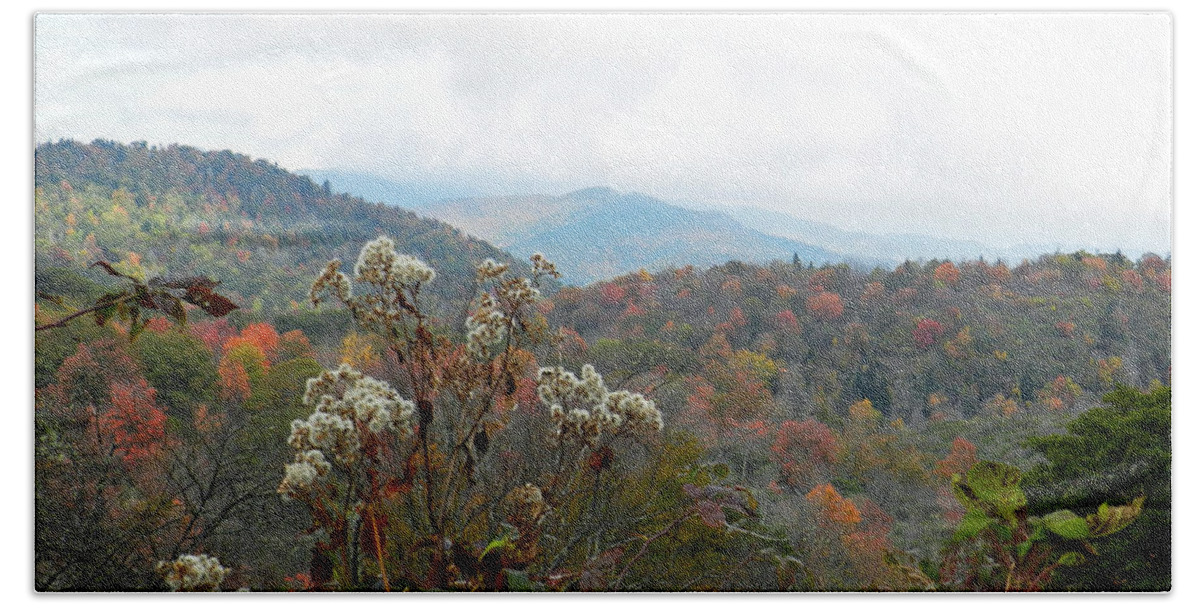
[34,13,1171,254]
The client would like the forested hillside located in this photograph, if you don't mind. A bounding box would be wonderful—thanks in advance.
[35,140,525,319]
[33,141,1170,593]
[549,254,1170,424]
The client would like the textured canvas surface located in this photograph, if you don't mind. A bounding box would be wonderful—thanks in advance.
[33,12,1170,592]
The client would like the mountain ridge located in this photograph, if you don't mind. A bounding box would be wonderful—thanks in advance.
[421,187,847,284]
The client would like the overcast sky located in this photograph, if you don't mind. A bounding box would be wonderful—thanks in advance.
[35,13,1171,254]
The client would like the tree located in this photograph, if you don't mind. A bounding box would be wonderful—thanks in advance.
[1022,385,1170,590]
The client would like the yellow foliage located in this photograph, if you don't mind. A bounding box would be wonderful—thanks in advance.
[340,332,381,371]
[849,399,881,423]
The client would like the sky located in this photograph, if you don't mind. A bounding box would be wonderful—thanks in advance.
[34,13,1171,255]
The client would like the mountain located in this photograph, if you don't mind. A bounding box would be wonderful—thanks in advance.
[34,140,525,320]
[296,169,481,209]
[708,205,1049,264]
[420,187,845,284]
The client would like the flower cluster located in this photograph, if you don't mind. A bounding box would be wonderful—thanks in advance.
[536,364,663,444]
[278,449,333,501]
[465,292,508,358]
[530,252,561,279]
[156,554,228,592]
[354,236,436,287]
[285,365,416,473]
[309,237,436,331]
[475,257,509,281]
[310,260,353,306]
[498,276,541,307]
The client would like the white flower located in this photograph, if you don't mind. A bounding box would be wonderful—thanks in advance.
[283,366,419,497]
[476,257,510,281]
[156,554,227,592]
[465,293,509,358]
[536,365,663,443]
[530,252,560,279]
[498,277,540,306]
[310,260,352,306]
[353,237,435,289]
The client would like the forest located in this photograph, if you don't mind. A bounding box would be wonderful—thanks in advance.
[34,140,1170,591]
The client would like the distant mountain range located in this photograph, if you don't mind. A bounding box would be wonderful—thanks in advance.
[700,205,1053,266]
[304,169,1058,284]
[418,187,846,285]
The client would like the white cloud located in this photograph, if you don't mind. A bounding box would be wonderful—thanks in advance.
[34,13,1171,254]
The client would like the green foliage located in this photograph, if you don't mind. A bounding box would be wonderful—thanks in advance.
[1022,385,1170,591]
[941,460,1144,591]
[135,329,218,420]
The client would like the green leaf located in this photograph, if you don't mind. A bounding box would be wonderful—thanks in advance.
[953,508,992,542]
[1057,551,1086,567]
[961,461,1027,523]
[1016,539,1033,559]
[480,535,514,559]
[94,304,117,327]
[1086,496,1144,537]
[1042,509,1091,540]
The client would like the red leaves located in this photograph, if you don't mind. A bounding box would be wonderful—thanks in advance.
[912,318,944,349]
[587,447,614,472]
[100,378,167,464]
[600,283,627,306]
[934,438,978,481]
[771,419,839,488]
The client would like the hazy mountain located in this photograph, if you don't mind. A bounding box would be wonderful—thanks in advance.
[296,169,483,209]
[420,187,845,284]
[703,205,1055,264]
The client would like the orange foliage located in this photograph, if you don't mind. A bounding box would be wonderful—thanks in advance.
[933,262,960,285]
[218,356,251,403]
[806,483,861,527]
[279,330,315,360]
[1121,269,1144,290]
[933,437,978,480]
[728,307,747,328]
[238,322,281,361]
[774,309,800,332]
[771,419,839,488]
[806,291,844,321]
[599,283,627,306]
[985,263,1012,283]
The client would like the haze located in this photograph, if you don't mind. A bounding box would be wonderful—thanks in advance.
[35,13,1172,256]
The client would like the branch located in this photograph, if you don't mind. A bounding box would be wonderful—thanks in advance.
[35,294,134,332]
